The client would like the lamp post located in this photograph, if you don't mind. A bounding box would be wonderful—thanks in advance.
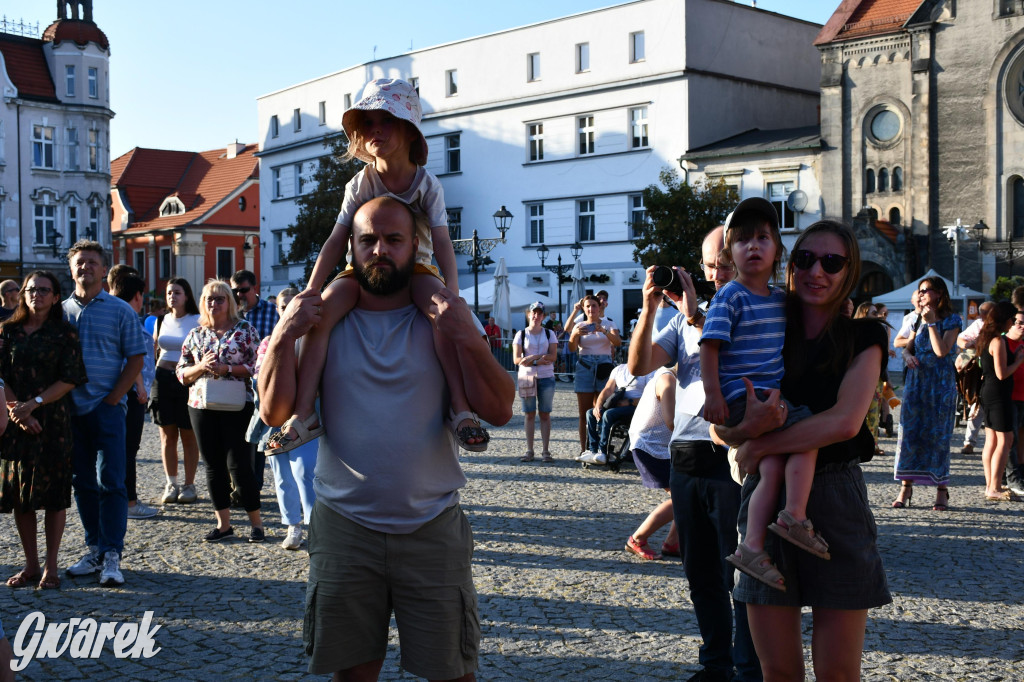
[537,241,583,323]
[942,218,989,300]
[47,228,64,259]
[451,206,513,314]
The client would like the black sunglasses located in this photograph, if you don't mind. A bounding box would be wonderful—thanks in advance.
[791,250,849,274]
[231,286,251,295]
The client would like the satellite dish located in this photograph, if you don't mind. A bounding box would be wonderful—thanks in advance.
[787,189,808,213]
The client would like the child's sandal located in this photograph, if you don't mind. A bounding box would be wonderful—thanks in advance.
[266,414,324,455]
[768,510,831,560]
[448,410,489,452]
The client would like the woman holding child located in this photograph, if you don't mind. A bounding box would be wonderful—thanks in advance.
[719,220,890,680]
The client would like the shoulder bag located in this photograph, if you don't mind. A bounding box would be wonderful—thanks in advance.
[195,375,247,412]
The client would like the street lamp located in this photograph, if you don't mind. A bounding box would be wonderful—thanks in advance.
[537,241,584,323]
[451,206,513,314]
[47,228,63,258]
[943,218,989,299]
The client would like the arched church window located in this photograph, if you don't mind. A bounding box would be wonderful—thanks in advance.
[1013,176,1024,239]
[892,167,903,191]
[865,169,875,193]
[889,207,901,225]
[879,168,889,192]
[1005,47,1024,125]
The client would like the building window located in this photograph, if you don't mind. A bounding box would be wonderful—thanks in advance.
[447,208,462,242]
[293,109,301,132]
[34,205,55,245]
[88,130,99,171]
[578,115,595,156]
[629,194,646,239]
[131,249,145,277]
[318,101,326,125]
[216,248,234,280]
[767,181,797,230]
[88,67,98,98]
[878,168,889,192]
[578,199,596,242]
[576,43,590,73]
[409,78,419,94]
[1013,176,1024,239]
[527,53,540,82]
[528,123,544,162]
[868,108,901,144]
[630,31,645,62]
[528,204,544,245]
[344,93,352,110]
[68,205,78,242]
[999,0,1021,17]
[892,166,903,192]
[89,206,100,239]
[32,125,55,169]
[272,168,283,199]
[273,230,285,264]
[446,69,458,96]
[271,115,279,138]
[66,127,79,170]
[445,134,461,173]
[159,246,172,278]
[630,107,649,148]
[865,169,876,194]
[297,161,316,195]
[65,65,75,97]
[889,207,902,226]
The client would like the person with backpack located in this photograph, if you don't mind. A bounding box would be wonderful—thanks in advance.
[514,302,559,462]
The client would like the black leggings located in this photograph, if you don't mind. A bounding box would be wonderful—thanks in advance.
[188,404,260,512]
[125,388,146,502]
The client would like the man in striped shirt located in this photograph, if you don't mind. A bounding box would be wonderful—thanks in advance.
[62,241,148,587]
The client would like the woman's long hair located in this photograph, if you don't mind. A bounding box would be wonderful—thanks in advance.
[918,276,952,318]
[168,277,200,315]
[976,301,1016,360]
[0,271,64,330]
[197,279,239,329]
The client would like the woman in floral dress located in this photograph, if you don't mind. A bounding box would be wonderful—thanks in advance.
[0,271,87,589]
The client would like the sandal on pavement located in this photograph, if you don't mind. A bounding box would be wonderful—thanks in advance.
[520,450,535,462]
[266,414,324,455]
[449,410,489,452]
[933,487,951,510]
[541,451,554,463]
[985,490,1016,502]
[6,570,41,588]
[768,510,831,560]
[37,574,61,590]
[892,482,913,508]
[725,543,786,592]
[625,535,662,560]
[661,541,681,558]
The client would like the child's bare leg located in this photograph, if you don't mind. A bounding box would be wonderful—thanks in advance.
[781,450,818,522]
[411,273,486,447]
[278,278,359,443]
[743,453,785,553]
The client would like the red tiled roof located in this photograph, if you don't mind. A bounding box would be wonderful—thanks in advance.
[113,145,259,231]
[815,0,923,46]
[42,19,110,51]
[0,34,57,102]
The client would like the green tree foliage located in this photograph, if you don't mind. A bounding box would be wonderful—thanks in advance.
[284,136,363,285]
[632,169,739,271]
[990,275,1024,302]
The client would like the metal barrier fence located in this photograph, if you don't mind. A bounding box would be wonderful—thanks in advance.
[490,331,632,383]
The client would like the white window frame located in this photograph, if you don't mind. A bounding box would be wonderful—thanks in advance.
[629,194,646,240]
[409,78,419,95]
[446,69,458,97]
[65,65,75,97]
[528,123,544,162]
[88,206,100,240]
[273,230,286,265]
[67,205,79,242]
[766,181,797,231]
[528,203,544,245]
[87,129,100,171]
[159,246,172,279]
[577,115,595,156]
[297,161,316,195]
[133,249,146,277]
[447,208,462,242]
[66,127,79,170]
[270,115,279,138]
[576,43,590,73]
[293,108,301,132]
[344,93,352,110]
[445,134,461,173]
[527,53,540,82]
[216,248,235,280]
[272,168,283,199]
[630,106,649,149]
[577,199,596,242]
[34,204,56,245]
[318,101,326,126]
[32,125,55,169]
[88,67,98,98]
[630,31,645,63]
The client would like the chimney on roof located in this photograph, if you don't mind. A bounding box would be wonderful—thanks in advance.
[226,141,245,159]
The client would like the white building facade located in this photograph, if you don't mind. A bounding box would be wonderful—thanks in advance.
[257,0,821,326]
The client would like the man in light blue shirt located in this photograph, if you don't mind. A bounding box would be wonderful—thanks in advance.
[62,242,148,587]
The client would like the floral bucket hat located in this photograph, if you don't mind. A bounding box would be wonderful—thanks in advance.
[342,78,429,166]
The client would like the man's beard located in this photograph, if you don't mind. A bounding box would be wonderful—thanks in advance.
[352,253,415,296]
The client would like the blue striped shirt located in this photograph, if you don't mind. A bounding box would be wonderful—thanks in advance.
[701,281,787,404]
[63,290,149,415]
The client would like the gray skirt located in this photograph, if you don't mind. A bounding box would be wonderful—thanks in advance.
[733,461,892,610]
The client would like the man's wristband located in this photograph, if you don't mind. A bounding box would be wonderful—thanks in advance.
[686,309,705,326]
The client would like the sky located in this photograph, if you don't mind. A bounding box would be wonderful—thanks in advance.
[5,0,834,160]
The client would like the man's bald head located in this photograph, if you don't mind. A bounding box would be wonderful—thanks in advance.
[352,196,417,240]
[701,226,732,290]
[979,301,995,320]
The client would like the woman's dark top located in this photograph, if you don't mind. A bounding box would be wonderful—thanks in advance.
[782,316,888,466]
[979,336,1013,408]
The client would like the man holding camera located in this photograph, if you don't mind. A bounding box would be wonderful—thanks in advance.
[628,226,765,682]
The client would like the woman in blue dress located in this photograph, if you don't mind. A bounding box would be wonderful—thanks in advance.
[893,276,961,510]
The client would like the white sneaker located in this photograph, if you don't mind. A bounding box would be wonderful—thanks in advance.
[177,483,197,504]
[67,547,102,576]
[575,450,596,462]
[592,452,607,464]
[99,551,124,587]
[281,525,303,550]
[161,483,180,504]
[127,502,159,519]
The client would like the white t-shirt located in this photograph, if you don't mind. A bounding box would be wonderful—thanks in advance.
[628,366,674,459]
[156,312,201,364]
[514,327,557,380]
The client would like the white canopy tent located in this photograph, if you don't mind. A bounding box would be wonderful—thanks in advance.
[458,279,555,315]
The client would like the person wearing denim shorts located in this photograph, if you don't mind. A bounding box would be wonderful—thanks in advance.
[569,294,620,453]
[514,302,558,462]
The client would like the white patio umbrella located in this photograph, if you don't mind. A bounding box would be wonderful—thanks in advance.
[567,259,586,322]
[492,257,512,331]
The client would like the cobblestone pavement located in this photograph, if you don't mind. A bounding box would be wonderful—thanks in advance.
[1,386,1022,680]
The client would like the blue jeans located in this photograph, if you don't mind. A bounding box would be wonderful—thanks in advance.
[586,405,635,454]
[269,440,318,526]
[670,443,761,681]
[72,401,129,555]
